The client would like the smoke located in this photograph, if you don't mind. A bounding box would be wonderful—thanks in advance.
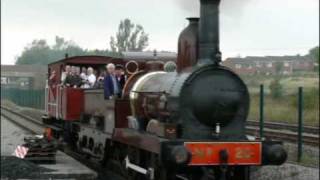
[175,0,199,16]
[175,0,252,17]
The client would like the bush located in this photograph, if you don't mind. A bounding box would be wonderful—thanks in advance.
[269,78,284,99]
[291,87,319,109]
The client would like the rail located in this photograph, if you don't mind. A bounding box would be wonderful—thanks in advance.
[247,120,319,134]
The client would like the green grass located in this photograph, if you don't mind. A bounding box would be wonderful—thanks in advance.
[298,153,319,167]
[248,90,319,126]
[242,72,319,126]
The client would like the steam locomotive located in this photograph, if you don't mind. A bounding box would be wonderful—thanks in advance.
[43,0,287,179]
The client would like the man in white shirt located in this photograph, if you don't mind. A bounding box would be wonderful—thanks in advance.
[87,67,96,88]
[80,67,87,80]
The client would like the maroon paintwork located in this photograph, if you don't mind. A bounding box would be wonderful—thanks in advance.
[177,18,199,72]
[113,128,164,154]
[122,71,147,99]
[115,100,131,128]
[61,88,84,121]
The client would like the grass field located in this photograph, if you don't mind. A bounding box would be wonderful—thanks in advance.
[243,72,319,126]
[248,93,319,126]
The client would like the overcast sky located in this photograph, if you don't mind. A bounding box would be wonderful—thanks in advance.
[1,0,319,65]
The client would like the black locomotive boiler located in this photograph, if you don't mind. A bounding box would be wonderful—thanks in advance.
[43,0,287,179]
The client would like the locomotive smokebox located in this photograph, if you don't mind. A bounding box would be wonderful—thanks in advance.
[198,0,221,66]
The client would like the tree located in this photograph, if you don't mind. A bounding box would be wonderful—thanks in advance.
[15,36,120,65]
[53,36,67,50]
[110,18,149,53]
[15,39,51,65]
[308,46,319,64]
[269,78,284,99]
[274,61,284,75]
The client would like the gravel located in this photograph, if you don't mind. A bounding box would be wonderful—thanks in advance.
[284,142,319,167]
[251,163,319,180]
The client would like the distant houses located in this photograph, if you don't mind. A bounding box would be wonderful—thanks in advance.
[222,56,316,75]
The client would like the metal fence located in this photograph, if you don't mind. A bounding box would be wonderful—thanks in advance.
[1,88,45,110]
[256,85,319,162]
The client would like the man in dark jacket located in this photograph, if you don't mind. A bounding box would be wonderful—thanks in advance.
[115,65,126,90]
[64,66,82,88]
[104,63,121,99]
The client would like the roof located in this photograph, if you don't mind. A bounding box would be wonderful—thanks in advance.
[123,51,177,61]
[224,56,313,64]
[48,55,124,66]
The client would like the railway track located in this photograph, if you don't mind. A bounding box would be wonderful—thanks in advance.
[1,106,319,147]
[1,105,319,146]
[245,127,319,146]
[247,120,319,134]
[1,106,44,134]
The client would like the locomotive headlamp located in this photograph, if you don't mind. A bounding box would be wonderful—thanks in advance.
[171,146,191,165]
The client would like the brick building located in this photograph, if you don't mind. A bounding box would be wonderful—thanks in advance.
[222,56,316,75]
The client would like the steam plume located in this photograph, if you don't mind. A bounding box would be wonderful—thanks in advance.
[175,0,252,17]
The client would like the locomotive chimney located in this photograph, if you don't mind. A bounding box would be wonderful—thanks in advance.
[198,0,221,66]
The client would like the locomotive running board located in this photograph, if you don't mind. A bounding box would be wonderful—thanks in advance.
[125,156,154,180]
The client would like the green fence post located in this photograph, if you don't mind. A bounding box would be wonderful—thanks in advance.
[298,87,303,162]
[259,84,264,138]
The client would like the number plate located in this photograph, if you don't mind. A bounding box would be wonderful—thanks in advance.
[185,142,262,165]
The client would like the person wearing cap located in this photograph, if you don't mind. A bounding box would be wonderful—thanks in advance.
[115,64,126,90]
[104,63,121,99]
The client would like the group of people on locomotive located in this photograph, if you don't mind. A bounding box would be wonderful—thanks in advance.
[50,63,127,99]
